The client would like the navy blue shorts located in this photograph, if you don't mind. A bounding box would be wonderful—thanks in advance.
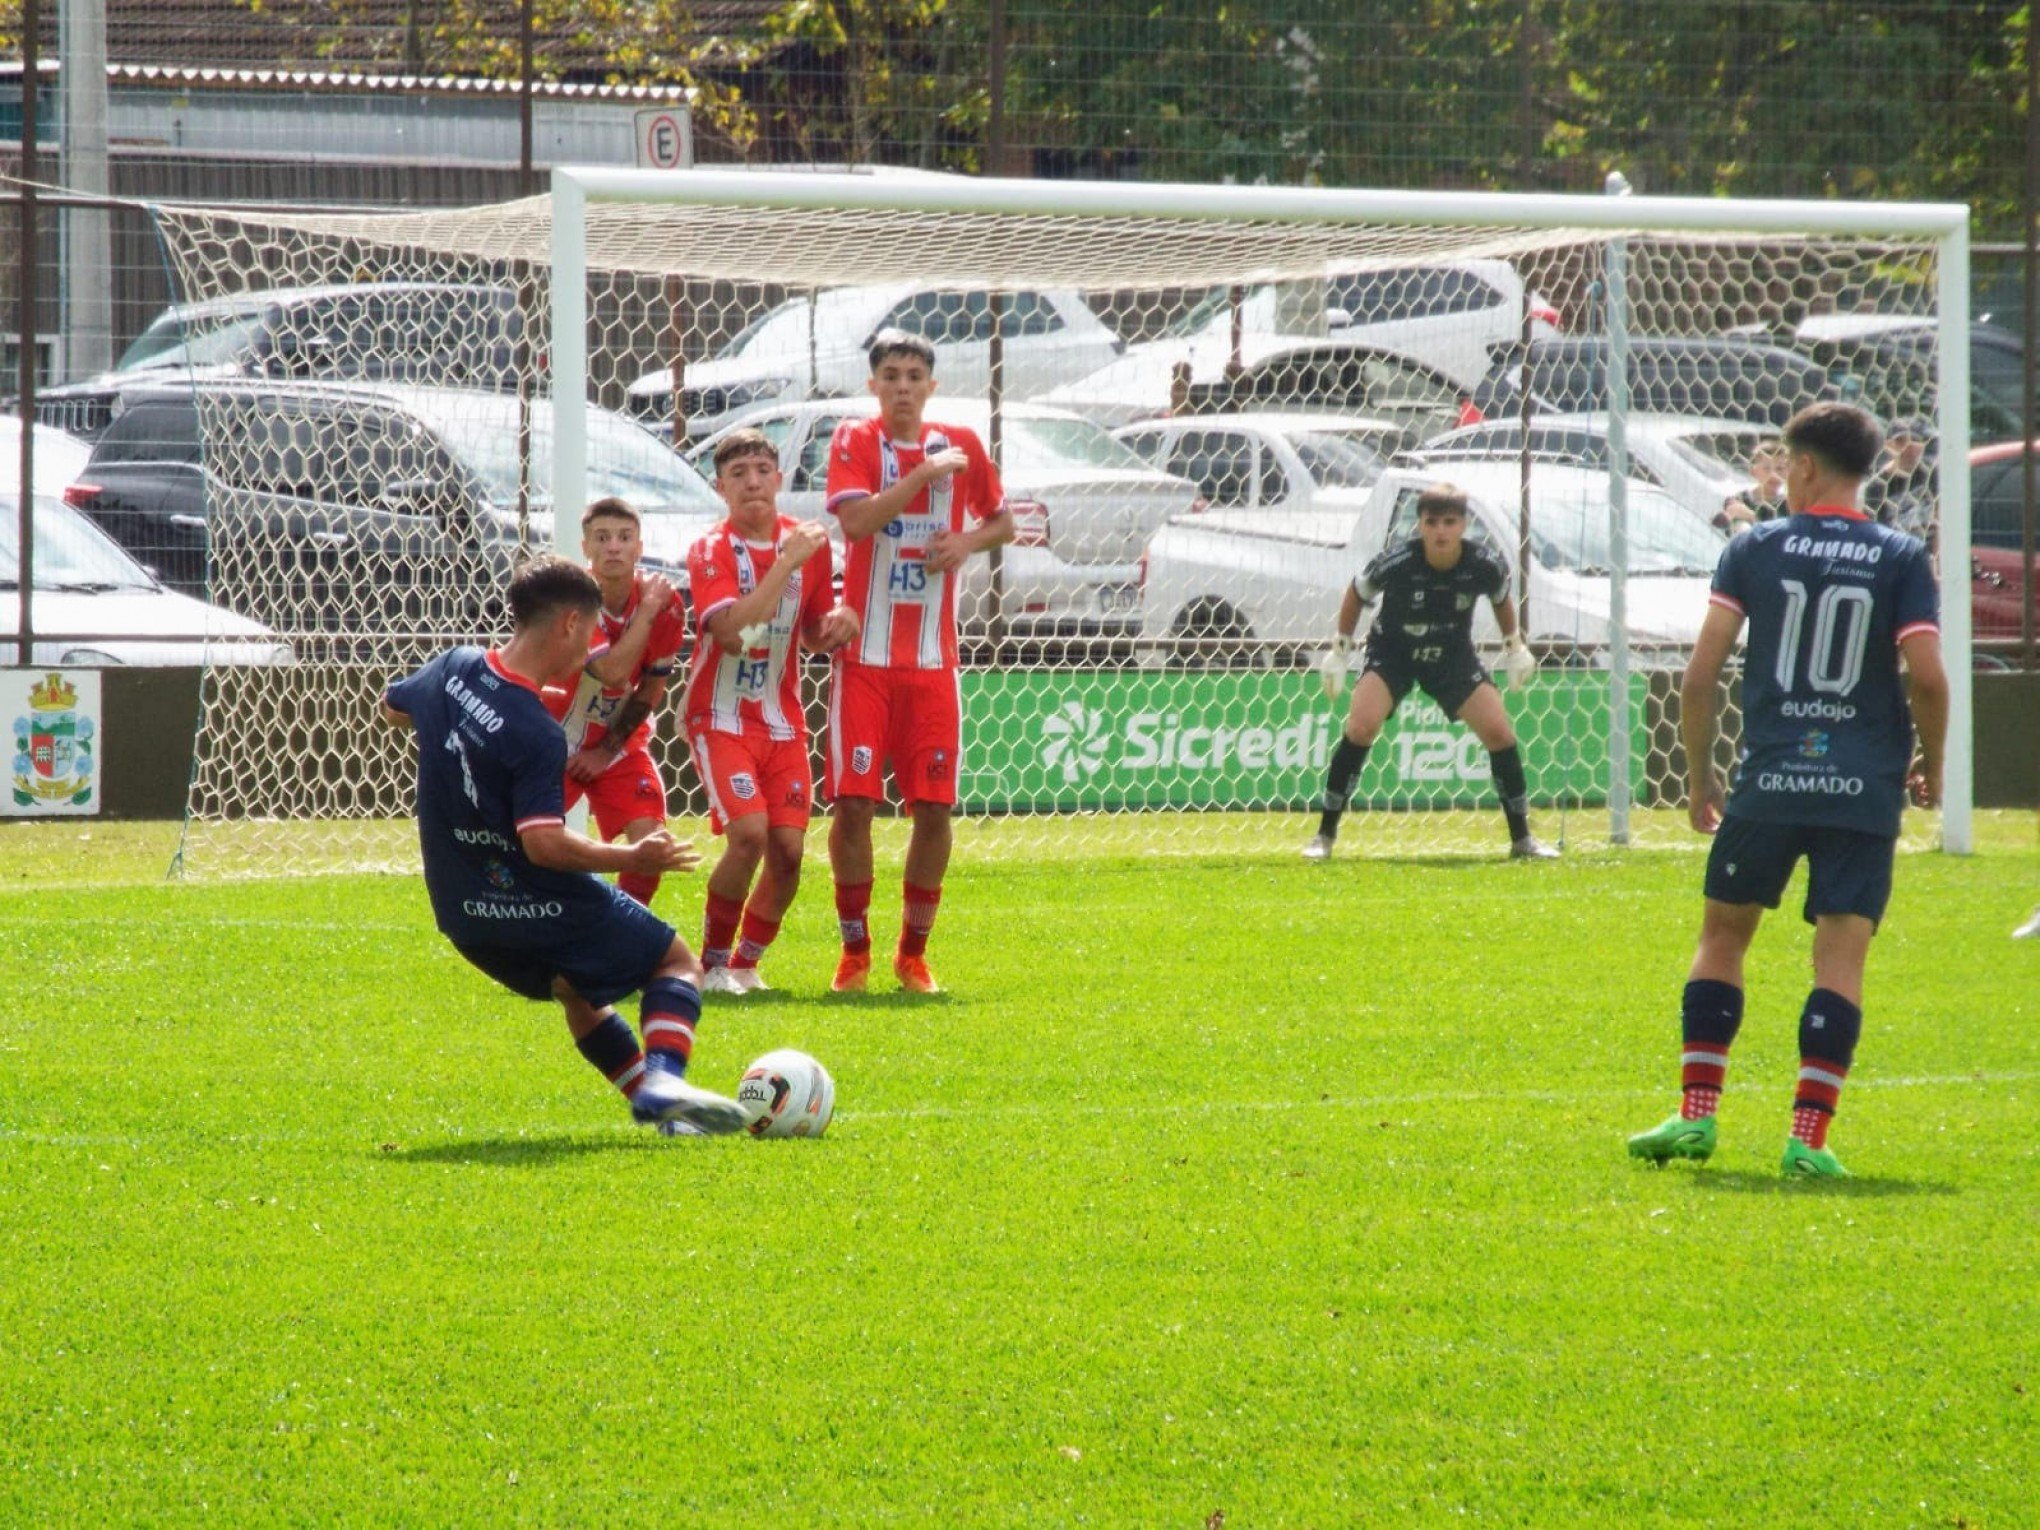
[1363,640,1491,719]
[1703,815,1897,927]
[450,884,678,1008]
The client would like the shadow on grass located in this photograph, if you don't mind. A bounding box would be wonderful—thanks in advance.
[374,1134,667,1167]
[1683,1169,1959,1199]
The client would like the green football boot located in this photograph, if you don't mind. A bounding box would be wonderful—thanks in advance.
[1626,1113,1716,1165]
[1781,1138,1849,1178]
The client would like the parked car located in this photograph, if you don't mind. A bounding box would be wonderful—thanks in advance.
[1472,335,1833,428]
[63,381,720,644]
[33,282,530,439]
[1729,315,2029,445]
[0,414,93,497]
[1136,459,1724,665]
[1041,259,1556,424]
[1410,412,1777,525]
[2,491,292,666]
[1110,413,1397,518]
[686,396,1198,643]
[626,283,1125,440]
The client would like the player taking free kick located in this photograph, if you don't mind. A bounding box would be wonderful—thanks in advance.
[823,328,1014,993]
[1628,402,1947,1178]
[382,555,746,1136]
[684,428,860,995]
[1305,483,1557,861]
[545,497,689,908]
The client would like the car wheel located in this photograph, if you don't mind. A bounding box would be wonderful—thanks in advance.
[1172,599,1267,671]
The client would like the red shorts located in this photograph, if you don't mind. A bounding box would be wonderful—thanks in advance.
[690,728,813,835]
[564,746,668,841]
[826,662,961,808]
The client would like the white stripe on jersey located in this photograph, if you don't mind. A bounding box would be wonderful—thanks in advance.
[707,536,802,742]
[859,433,953,667]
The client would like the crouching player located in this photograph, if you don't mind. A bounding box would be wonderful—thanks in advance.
[382,555,746,1135]
[686,428,860,993]
[1306,483,1557,861]
[546,497,689,907]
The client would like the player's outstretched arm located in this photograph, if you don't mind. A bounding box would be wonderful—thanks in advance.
[1900,629,1949,808]
[1679,604,1744,833]
[521,822,700,876]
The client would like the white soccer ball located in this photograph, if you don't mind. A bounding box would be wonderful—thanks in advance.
[737,1048,835,1140]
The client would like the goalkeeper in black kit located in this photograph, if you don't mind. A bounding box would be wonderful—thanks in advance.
[1304,483,1559,861]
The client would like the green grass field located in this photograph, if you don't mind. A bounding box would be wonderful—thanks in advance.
[3,816,2035,1525]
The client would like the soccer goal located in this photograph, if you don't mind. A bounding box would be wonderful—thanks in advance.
[144,172,1972,876]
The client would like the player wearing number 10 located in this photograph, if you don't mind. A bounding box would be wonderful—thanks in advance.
[1629,403,1948,1178]
[822,329,1014,994]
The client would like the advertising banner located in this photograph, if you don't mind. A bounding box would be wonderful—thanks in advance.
[7,669,102,815]
[960,669,1644,812]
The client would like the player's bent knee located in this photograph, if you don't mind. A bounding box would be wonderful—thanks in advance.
[653,937,703,985]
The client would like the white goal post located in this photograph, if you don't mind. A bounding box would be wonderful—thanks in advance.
[547,169,1973,852]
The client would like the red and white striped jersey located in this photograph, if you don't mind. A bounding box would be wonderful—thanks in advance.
[682,515,834,741]
[824,417,1004,670]
[542,570,688,756]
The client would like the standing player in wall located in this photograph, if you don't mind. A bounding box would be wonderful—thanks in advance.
[546,498,689,908]
[823,329,1015,994]
[381,555,747,1136]
[1629,402,1947,1178]
[1306,484,1558,861]
[685,428,861,995]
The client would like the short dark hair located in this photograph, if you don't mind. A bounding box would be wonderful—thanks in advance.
[1781,403,1883,480]
[867,327,937,374]
[508,554,601,629]
[713,427,779,477]
[581,495,640,530]
[1417,483,1470,520]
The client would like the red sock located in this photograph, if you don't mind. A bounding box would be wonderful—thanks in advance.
[731,907,781,971]
[1681,1042,1730,1120]
[702,891,744,969]
[1791,1059,1848,1148]
[899,880,942,960]
[617,872,660,907]
[835,880,873,956]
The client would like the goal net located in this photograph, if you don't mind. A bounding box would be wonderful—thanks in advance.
[142,174,1972,876]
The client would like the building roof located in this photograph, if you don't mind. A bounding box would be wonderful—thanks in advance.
[1,59,696,106]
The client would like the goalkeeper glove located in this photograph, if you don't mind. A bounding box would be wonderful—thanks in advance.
[1502,636,1538,688]
[1319,634,1353,701]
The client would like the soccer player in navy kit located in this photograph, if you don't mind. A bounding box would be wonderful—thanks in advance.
[1306,483,1558,861]
[381,555,747,1136]
[1629,403,1948,1178]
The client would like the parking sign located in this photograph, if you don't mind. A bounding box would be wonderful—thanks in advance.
[635,108,694,170]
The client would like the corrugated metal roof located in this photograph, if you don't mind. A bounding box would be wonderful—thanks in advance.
[24,1,784,76]
[0,59,696,105]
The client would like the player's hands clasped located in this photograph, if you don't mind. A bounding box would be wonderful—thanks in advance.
[1318,634,1352,701]
[631,829,701,875]
[1502,637,1538,689]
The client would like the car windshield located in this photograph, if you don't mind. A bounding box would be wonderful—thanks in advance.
[1158,283,1279,339]
[1529,486,1725,575]
[1008,417,1152,472]
[1292,431,1386,488]
[1386,481,1722,574]
[0,494,161,590]
[117,312,274,373]
[1664,429,1768,480]
[717,297,813,359]
[454,407,725,514]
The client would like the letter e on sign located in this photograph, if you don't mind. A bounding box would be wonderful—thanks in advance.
[635,108,694,170]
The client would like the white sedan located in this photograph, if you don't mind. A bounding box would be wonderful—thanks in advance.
[1410,412,1777,525]
[687,397,1199,641]
[628,283,1126,441]
[1137,459,1725,665]
[3,492,293,666]
[1110,412,1400,518]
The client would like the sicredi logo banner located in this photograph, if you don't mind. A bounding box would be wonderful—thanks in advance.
[961,670,1632,812]
[7,669,101,815]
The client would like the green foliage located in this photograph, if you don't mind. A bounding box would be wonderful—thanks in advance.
[0,816,2035,1523]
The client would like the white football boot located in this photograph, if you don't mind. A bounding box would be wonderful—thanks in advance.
[1301,834,1334,863]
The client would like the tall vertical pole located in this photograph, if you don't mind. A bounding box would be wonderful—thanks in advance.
[2023,0,2037,670]
[985,0,1009,647]
[1937,220,1975,854]
[1604,171,1634,847]
[520,0,536,196]
[550,171,587,559]
[61,0,110,377]
[16,0,42,662]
